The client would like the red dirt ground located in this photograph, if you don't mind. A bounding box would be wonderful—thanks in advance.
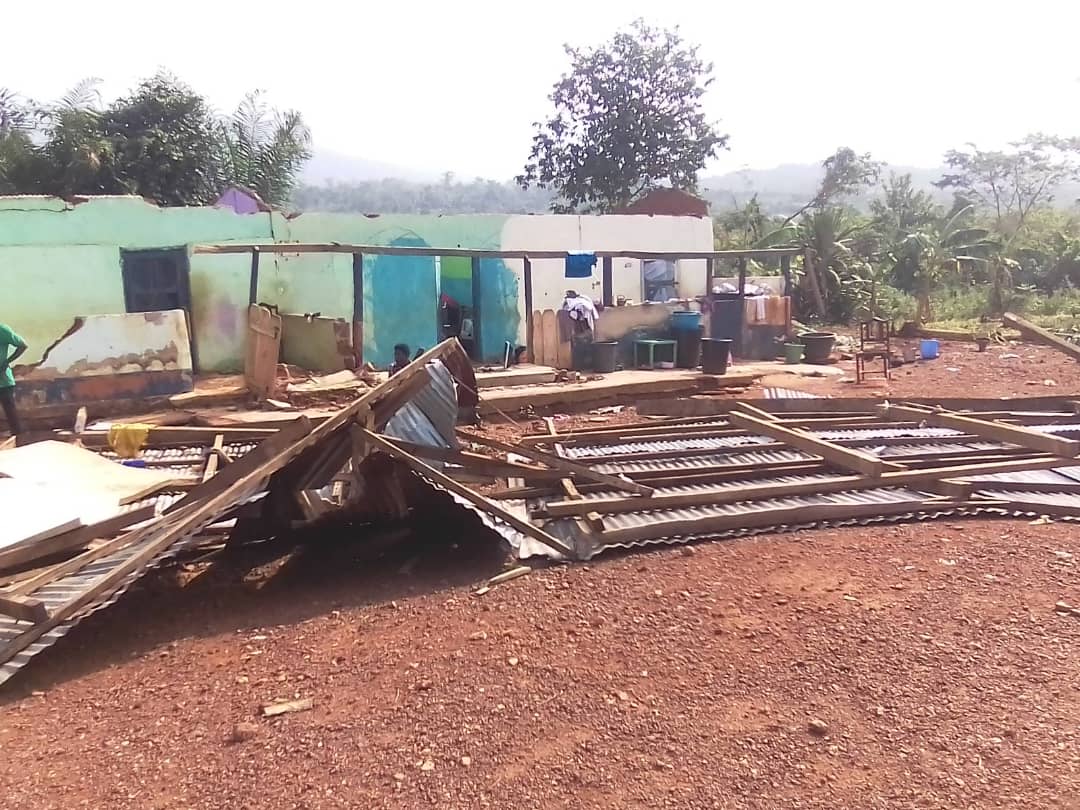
[1,518,1078,809]
[750,339,1080,401]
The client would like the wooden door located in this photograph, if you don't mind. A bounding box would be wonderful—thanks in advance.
[245,305,282,400]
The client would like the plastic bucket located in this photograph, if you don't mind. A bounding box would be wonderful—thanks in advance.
[798,332,836,365]
[701,338,732,375]
[675,326,702,369]
[671,310,702,332]
[920,338,940,360]
[784,343,805,364]
[591,340,618,373]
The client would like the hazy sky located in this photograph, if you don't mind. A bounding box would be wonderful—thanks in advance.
[3,0,1078,179]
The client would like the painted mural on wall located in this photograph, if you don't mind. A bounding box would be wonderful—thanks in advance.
[0,196,711,374]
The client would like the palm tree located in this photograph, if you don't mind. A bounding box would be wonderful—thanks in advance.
[795,207,867,321]
[221,92,312,206]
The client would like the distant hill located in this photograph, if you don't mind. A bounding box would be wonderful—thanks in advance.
[295,148,1080,215]
[300,147,442,184]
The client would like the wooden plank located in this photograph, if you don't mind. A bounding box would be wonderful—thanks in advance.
[456,429,655,496]
[0,504,156,577]
[732,402,779,422]
[201,438,224,481]
[1002,312,1080,361]
[539,455,1073,518]
[244,304,282,401]
[357,429,574,558]
[0,593,49,624]
[728,411,902,477]
[876,403,1080,458]
[389,438,564,481]
[541,310,557,370]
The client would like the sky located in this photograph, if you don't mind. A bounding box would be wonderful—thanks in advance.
[3,0,1078,180]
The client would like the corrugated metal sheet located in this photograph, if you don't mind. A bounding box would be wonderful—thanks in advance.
[383,361,460,457]
[764,387,822,399]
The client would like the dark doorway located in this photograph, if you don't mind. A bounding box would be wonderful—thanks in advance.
[121,248,192,313]
[120,247,197,370]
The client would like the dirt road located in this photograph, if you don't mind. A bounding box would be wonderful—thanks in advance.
[1,517,1077,809]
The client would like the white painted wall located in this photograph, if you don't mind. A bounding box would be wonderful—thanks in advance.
[499,214,714,346]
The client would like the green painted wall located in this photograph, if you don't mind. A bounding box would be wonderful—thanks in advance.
[0,197,520,372]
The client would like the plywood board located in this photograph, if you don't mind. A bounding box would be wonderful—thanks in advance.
[0,440,183,505]
[0,479,85,550]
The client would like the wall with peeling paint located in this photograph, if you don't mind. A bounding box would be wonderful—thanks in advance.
[15,310,193,407]
[0,196,712,375]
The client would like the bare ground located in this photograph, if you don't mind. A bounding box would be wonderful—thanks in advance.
[1,516,1078,809]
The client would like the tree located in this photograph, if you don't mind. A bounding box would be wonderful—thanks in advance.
[778,147,883,228]
[99,73,223,205]
[936,136,1080,247]
[220,91,312,206]
[518,19,727,213]
[794,207,868,323]
[895,205,995,322]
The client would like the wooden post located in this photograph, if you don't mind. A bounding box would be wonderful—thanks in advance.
[248,247,260,305]
[780,254,792,297]
[523,256,533,361]
[471,255,483,361]
[602,256,613,307]
[352,252,364,366]
[706,257,714,295]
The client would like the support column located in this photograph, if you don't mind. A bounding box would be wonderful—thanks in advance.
[352,252,364,366]
[523,256,533,360]
[248,247,260,306]
[471,255,482,361]
[601,256,613,307]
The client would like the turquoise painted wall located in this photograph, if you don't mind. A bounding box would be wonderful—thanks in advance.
[440,256,473,308]
[0,197,521,371]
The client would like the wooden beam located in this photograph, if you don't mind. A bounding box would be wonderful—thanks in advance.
[352,252,364,366]
[1002,312,1080,361]
[538,454,1072,518]
[0,593,49,624]
[601,256,613,307]
[357,429,574,558]
[732,402,778,422]
[523,257,533,359]
[202,434,225,483]
[456,429,655,496]
[876,403,1080,458]
[248,247,260,306]
[728,411,902,477]
[471,256,483,361]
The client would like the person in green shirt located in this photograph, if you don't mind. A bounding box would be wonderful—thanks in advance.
[0,322,27,437]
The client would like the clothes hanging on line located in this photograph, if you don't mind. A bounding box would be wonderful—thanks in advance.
[565,252,597,278]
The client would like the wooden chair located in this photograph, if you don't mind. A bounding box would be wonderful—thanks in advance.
[855,318,891,382]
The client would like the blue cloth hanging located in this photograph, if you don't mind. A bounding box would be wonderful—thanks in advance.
[565,251,597,278]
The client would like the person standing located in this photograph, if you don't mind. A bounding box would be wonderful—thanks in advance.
[0,322,27,438]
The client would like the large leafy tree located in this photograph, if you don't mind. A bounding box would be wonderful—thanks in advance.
[518,19,727,213]
[221,91,312,206]
[99,74,223,205]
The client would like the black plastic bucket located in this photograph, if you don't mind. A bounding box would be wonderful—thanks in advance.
[701,338,732,375]
[591,340,618,373]
[799,331,835,365]
[675,326,703,369]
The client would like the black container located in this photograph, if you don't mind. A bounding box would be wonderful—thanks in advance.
[701,337,732,375]
[675,326,703,369]
[591,340,618,373]
[571,339,591,371]
[799,331,836,365]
